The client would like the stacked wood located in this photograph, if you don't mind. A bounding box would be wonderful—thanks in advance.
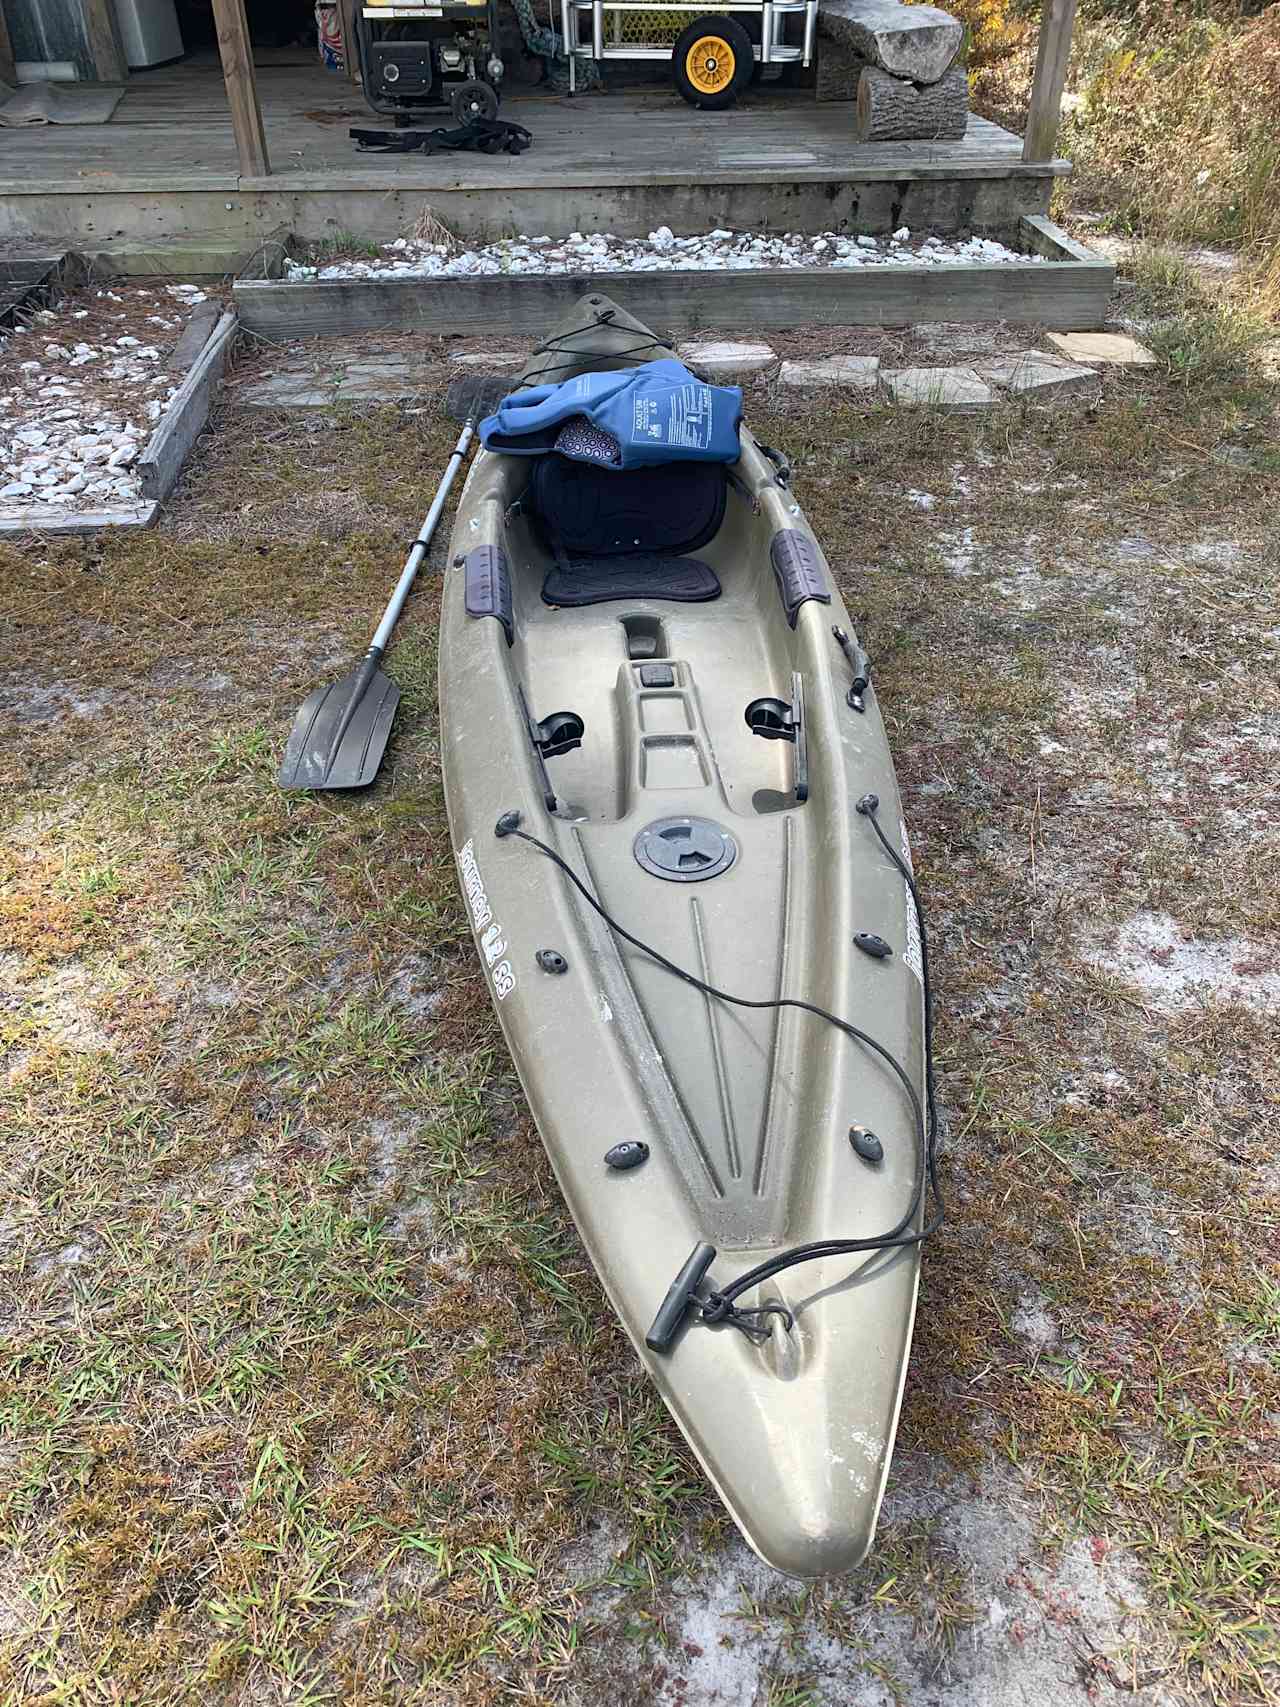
[855,64,968,140]
[815,0,969,140]
[818,0,962,83]
[815,39,866,102]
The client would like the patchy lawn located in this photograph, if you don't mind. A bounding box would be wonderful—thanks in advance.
[1,312,1278,1706]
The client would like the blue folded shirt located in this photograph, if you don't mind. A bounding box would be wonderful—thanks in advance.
[479,359,742,469]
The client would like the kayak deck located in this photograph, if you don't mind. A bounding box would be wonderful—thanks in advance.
[438,297,928,1576]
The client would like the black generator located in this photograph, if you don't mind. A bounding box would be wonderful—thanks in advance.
[354,0,505,122]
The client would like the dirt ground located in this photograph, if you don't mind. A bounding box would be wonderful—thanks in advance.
[1,307,1278,1706]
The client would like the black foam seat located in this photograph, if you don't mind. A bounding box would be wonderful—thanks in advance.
[542,551,721,606]
[532,455,726,553]
[530,454,725,607]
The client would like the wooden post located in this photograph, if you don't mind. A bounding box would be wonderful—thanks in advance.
[211,0,271,177]
[82,0,128,81]
[339,0,361,83]
[1022,0,1078,163]
[0,2,15,89]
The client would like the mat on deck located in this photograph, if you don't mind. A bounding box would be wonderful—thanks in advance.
[0,81,125,126]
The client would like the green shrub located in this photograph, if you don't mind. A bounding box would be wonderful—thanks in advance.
[966,0,1280,313]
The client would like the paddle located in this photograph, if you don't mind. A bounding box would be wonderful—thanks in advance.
[279,374,510,791]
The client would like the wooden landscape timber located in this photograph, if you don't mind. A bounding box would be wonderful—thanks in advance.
[233,216,1113,338]
[166,301,222,372]
[0,503,158,537]
[138,311,238,502]
[857,65,969,142]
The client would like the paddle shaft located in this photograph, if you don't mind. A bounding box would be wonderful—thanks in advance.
[369,418,476,655]
[319,419,477,778]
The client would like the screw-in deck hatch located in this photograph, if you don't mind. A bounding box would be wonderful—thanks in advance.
[634,816,738,882]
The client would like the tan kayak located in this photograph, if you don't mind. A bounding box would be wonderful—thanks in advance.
[438,294,938,1577]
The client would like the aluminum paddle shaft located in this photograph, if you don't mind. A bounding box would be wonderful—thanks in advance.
[279,418,477,790]
[369,418,476,657]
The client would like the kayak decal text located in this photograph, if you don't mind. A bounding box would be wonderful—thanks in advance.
[457,838,515,1001]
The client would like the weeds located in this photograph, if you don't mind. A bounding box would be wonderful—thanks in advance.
[1123,246,1273,388]
[1,356,1278,1701]
[966,0,1280,315]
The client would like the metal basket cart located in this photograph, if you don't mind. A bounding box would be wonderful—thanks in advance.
[559,0,817,105]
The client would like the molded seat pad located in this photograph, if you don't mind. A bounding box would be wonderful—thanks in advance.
[543,553,721,606]
[531,454,727,556]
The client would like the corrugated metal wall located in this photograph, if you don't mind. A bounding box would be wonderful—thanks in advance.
[5,0,96,79]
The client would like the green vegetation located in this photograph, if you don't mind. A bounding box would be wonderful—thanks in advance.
[1,337,1278,1702]
[964,0,1280,318]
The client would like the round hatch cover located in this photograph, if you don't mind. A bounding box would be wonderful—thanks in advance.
[634,816,738,882]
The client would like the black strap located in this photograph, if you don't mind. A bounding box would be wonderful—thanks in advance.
[350,118,533,157]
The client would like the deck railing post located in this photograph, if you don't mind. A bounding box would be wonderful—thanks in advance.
[83,0,128,81]
[1022,0,1078,164]
[339,0,361,83]
[0,2,15,88]
[211,0,271,177]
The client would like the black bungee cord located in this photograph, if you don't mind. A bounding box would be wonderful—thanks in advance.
[517,307,675,388]
[493,789,943,1349]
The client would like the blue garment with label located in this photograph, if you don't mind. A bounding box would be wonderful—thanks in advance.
[479,359,742,468]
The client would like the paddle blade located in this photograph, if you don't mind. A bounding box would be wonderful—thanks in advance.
[279,667,401,791]
[445,373,512,424]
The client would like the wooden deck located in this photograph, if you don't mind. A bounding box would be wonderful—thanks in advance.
[0,57,1067,257]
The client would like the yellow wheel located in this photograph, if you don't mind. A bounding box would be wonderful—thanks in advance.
[673,15,752,108]
[686,34,734,96]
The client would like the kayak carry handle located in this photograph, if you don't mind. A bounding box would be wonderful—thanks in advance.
[646,1241,717,1353]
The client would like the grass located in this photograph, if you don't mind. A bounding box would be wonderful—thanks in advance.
[963,0,1280,320]
[1121,246,1276,393]
[1,338,1279,1702]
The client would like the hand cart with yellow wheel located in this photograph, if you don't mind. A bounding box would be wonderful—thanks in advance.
[558,0,817,106]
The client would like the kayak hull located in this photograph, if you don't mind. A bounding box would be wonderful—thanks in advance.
[438,297,925,1576]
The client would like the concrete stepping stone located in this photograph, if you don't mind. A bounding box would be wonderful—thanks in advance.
[779,355,880,389]
[882,366,993,409]
[975,350,1099,399]
[1046,331,1157,366]
[678,339,777,380]
[237,374,338,407]
[449,350,528,368]
[336,360,421,400]
[240,355,420,406]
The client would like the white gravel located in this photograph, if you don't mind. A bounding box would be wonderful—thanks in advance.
[0,285,205,517]
[284,225,1046,281]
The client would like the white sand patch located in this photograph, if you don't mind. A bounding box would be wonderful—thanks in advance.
[573,1468,1164,1707]
[0,678,115,724]
[15,961,120,1054]
[360,1116,418,1193]
[1011,1290,1059,1351]
[387,952,444,1020]
[939,526,979,575]
[1088,911,1280,1011]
